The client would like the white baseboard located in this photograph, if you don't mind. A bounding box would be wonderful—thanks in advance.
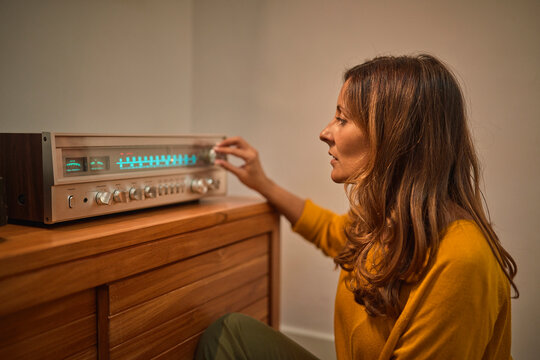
[281,325,336,360]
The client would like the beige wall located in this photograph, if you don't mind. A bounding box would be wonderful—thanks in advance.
[1,0,538,358]
[192,1,539,359]
[0,0,193,133]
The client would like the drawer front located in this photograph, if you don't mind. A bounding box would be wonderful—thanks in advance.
[0,289,97,360]
[104,234,271,359]
[109,234,269,314]
[111,276,268,359]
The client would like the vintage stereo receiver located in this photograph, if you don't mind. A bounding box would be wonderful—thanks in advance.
[0,132,227,224]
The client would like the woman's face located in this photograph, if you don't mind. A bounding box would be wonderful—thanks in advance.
[320,81,370,183]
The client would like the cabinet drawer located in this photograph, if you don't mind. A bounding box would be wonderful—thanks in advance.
[109,234,269,314]
[0,289,96,360]
[110,276,269,359]
[101,234,273,359]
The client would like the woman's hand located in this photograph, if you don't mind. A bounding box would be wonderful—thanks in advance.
[213,136,305,225]
[213,137,272,195]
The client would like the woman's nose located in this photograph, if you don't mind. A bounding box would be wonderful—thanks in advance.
[319,123,333,144]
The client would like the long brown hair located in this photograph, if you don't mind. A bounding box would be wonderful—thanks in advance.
[334,54,518,318]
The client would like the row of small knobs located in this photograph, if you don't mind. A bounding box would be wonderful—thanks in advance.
[95,178,219,205]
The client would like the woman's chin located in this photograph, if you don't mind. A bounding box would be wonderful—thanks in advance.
[330,172,346,184]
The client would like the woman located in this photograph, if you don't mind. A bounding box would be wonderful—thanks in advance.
[195,54,518,359]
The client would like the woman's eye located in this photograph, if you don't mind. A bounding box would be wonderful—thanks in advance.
[336,117,347,125]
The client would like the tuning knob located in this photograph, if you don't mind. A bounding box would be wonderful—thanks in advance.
[129,187,144,200]
[191,178,209,194]
[96,191,112,205]
[208,148,217,164]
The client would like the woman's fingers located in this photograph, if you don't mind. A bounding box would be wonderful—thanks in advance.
[213,145,251,160]
[214,159,243,178]
[216,136,249,149]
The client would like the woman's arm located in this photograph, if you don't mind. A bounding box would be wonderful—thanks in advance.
[215,137,349,257]
[214,137,305,226]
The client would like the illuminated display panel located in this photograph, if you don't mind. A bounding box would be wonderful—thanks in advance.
[89,156,110,171]
[64,157,87,175]
[116,152,198,171]
[62,145,214,177]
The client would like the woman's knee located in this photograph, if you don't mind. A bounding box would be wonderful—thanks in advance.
[195,313,251,360]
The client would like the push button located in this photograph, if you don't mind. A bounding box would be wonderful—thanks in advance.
[68,195,75,208]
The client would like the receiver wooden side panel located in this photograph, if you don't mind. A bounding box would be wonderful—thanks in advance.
[0,133,44,222]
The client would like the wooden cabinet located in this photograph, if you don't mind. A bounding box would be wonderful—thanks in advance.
[0,197,280,359]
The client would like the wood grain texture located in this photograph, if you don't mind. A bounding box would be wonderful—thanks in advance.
[0,289,95,348]
[151,333,201,360]
[150,297,269,360]
[0,133,44,222]
[0,314,96,360]
[0,196,272,278]
[0,197,280,360]
[241,297,269,324]
[269,212,281,329]
[109,254,268,347]
[64,347,97,360]
[0,213,275,316]
[109,234,268,314]
[97,286,110,360]
[110,276,268,360]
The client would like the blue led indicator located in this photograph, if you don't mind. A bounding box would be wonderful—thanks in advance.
[115,151,203,170]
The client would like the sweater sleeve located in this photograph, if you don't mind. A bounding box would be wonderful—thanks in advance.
[379,221,512,360]
[292,199,350,258]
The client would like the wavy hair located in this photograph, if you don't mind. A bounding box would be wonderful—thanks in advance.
[334,54,518,318]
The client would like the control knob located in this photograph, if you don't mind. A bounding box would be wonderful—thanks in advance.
[96,191,112,205]
[113,190,128,203]
[191,178,209,194]
[206,177,220,190]
[129,187,144,200]
[144,186,157,198]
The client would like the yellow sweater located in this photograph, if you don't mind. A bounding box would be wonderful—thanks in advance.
[292,200,512,360]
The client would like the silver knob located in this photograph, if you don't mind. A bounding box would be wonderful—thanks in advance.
[113,190,128,203]
[191,178,208,194]
[129,187,144,200]
[208,148,217,164]
[144,186,157,198]
[205,178,220,190]
[96,191,112,205]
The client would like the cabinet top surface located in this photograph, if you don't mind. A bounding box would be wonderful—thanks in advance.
[0,196,272,277]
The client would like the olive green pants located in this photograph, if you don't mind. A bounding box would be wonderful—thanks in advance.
[195,313,320,360]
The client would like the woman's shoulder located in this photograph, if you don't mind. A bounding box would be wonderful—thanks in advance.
[435,220,504,277]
